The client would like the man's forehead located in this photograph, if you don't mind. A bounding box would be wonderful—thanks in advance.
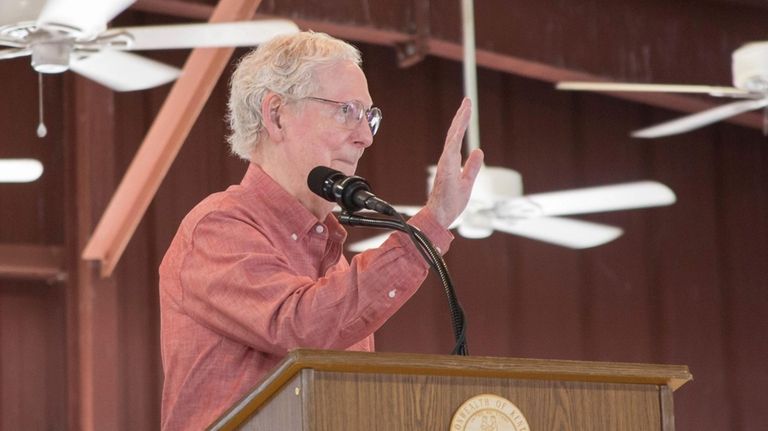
[313,61,372,104]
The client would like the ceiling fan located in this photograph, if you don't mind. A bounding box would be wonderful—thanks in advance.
[0,0,299,92]
[347,168,676,251]
[347,0,676,252]
[556,41,768,138]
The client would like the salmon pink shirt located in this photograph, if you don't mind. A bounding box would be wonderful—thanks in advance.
[159,163,452,430]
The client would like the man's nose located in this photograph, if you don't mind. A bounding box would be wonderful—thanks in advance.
[354,119,374,147]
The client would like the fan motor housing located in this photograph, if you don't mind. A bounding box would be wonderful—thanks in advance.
[31,41,71,73]
[732,41,768,92]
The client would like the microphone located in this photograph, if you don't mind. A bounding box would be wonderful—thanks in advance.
[307,166,397,215]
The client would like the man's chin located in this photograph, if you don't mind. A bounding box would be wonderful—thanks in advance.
[331,161,358,176]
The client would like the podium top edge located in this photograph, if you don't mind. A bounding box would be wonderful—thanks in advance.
[284,349,693,389]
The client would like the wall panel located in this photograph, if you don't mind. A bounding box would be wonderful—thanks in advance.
[0,1,767,430]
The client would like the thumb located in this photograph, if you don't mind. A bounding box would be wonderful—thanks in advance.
[461,149,484,185]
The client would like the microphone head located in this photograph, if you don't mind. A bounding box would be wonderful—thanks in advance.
[307,166,344,202]
[307,166,373,212]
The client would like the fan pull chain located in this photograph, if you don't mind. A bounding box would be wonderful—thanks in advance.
[36,73,47,138]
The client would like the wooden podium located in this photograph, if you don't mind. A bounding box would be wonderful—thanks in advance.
[208,349,691,431]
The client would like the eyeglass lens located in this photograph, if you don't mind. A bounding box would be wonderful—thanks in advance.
[342,101,381,136]
[302,97,381,135]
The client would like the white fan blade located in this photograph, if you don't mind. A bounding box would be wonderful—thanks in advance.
[391,205,423,217]
[631,98,768,138]
[333,205,422,217]
[0,48,31,60]
[387,204,470,230]
[502,181,675,218]
[556,81,751,97]
[457,221,493,239]
[69,50,180,92]
[343,206,433,251]
[390,205,468,229]
[0,0,47,25]
[346,233,392,252]
[493,217,623,249]
[37,0,135,36]
[112,20,299,51]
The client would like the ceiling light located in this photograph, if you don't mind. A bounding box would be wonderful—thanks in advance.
[0,159,44,183]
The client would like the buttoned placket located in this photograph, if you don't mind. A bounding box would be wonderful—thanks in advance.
[308,222,335,277]
[307,223,328,252]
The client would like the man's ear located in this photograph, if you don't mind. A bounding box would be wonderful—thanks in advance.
[262,92,284,140]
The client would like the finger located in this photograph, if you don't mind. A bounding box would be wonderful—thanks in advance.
[436,102,471,180]
[442,98,471,157]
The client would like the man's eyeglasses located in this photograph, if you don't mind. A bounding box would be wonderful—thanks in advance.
[301,96,382,136]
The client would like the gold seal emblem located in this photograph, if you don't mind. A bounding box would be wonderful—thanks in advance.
[450,394,530,431]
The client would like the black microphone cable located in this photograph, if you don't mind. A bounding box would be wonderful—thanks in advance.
[408,225,468,356]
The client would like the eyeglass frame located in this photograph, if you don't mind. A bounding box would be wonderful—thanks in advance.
[298,96,382,136]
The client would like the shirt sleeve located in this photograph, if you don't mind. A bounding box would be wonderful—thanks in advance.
[176,206,452,356]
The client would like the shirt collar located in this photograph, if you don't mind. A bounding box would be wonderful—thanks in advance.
[239,163,347,243]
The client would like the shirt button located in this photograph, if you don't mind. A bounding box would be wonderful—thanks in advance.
[290,233,298,241]
[388,289,397,299]
[315,225,325,234]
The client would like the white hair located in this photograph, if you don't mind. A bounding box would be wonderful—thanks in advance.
[227,31,362,160]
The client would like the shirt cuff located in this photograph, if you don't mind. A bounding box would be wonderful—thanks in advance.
[403,206,454,255]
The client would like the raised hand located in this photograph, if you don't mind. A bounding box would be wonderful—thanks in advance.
[426,97,484,228]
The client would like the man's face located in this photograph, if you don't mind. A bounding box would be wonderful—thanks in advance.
[281,60,375,179]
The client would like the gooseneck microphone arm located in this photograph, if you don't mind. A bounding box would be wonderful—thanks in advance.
[338,208,469,356]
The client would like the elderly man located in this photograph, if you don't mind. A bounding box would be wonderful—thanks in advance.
[159,31,483,430]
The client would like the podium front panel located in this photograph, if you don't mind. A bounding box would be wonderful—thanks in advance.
[304,371,664,430]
